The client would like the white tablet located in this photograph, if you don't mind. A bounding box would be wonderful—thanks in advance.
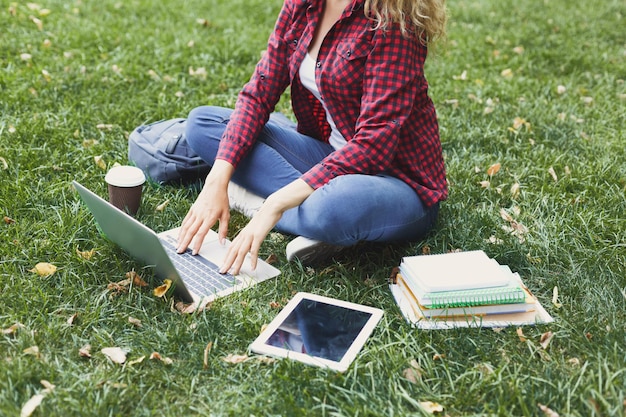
[249,292,383,372]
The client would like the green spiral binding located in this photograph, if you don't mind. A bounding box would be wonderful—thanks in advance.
[427,286,526,309]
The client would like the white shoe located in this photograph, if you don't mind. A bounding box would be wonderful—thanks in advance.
[285,236,345,266]
[227,182,264,218]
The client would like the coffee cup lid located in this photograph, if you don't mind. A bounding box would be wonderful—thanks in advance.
[105,165,146,187]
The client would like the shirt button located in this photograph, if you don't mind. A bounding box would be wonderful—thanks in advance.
[346,51,351,57]
[316,61,321,68]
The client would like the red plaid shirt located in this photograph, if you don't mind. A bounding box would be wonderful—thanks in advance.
[216,0,447,206]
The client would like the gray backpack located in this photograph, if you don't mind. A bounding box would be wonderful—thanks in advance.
[128,118,210,184]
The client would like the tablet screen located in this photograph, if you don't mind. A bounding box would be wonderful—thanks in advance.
[250,293,383,371]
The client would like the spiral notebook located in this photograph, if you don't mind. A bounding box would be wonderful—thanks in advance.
[394,272,534,318]
[398,251,525,308]
[389,282,554,329]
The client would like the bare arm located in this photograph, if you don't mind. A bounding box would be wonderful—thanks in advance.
[177,159,235,254]
[220,178,314,274]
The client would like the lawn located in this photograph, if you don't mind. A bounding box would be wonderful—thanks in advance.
[1,0,624,416]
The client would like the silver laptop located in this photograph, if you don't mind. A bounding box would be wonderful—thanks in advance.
[73,181,280,309]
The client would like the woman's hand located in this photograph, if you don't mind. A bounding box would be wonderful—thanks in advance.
[219,203,283,274]
[220,178,314,275]
[177,160,234,254]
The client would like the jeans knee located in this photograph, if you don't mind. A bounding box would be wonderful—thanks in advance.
[185,106,228,159]
[185,107,206,150]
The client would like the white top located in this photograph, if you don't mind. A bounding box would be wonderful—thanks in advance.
[299,53,347,150]
[104,165,146,187]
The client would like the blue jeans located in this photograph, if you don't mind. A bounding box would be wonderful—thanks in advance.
[186,106,439,246]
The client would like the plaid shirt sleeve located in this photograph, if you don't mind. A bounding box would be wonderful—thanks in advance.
[214,1,294,168]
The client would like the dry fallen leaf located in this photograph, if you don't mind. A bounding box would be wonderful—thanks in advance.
[265,253,279,265]
[128,317,142,327]
[82,139,99,148]
[41,69,51,82]
[147,69,160,81]
[203,342,213,370]
[189,66,207,79]
[31,16,43,30]
[94,155,106,170]
[402,367,421,384]
[402,359,422,384]
[567,357,581,367]
[474,362,495,376]
[453,70,468,80]
[512,117,531,131]
[196,18,211,27]
[20,379,54,417]
[255,356,276,365]
[508,221,528,239]
[516,327,527,342]
[30,262,57,277]
[222,353,249,364]
[23,346,40,358]
[539,331,554,350]
[127,355,146,366]
[499,208,514,222]
[487,163,501,176]
[107,280,129,296]
[2,322,24,335]
[3,215,14,224]
[67,313,78,326]
[510,182,520,199]
[155,199,170,211]
[101,347,127,364]
[40,380,55,393]
[153,279,172,297]
[174,301,198,314]
[79,344,92,358]
[538,403,560,417]
[150,352,173,365]
[444,99,459,108]
[487,235,504,245]
[432,353,445,361]
[548,167,558,182]
[76,247,96,260]
[419,401,444,414]
[552,286,563,308]
[21,394,45,417]
[126,270,148,287]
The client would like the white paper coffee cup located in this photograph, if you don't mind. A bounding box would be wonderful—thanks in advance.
[104,165,146,216]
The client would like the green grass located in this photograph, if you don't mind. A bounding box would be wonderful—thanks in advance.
[1,0,624,415]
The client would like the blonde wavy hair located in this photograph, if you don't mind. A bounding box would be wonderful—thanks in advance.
[364,0,447,44]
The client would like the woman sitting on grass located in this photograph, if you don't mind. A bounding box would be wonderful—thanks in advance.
[176,0,448,273]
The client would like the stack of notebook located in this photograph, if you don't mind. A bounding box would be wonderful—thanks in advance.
[389,250,553,329]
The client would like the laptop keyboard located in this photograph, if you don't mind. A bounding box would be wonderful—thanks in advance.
[160,235,237,297]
